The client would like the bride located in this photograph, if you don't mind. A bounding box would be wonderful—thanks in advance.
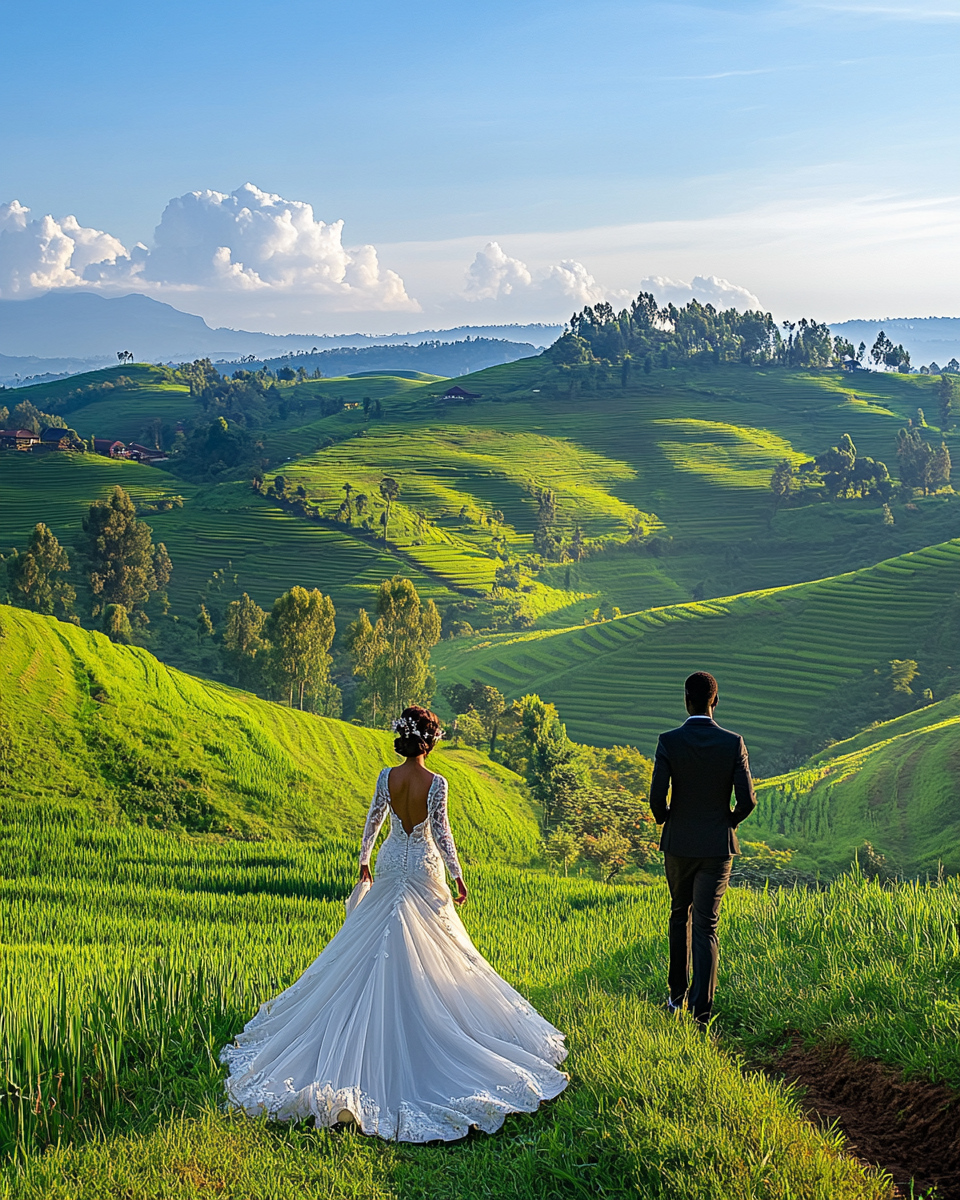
[220,705,569,1142]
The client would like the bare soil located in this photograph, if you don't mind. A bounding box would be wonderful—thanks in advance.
[772,1039,960,1199]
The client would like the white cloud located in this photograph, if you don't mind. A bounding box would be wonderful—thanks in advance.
[0,203,130,295]
[0,184,419,313]
[637,274,763,312]
[463,241,608,311]
[141,183,417,310]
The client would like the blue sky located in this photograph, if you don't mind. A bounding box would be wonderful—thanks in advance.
[2,1,959,331]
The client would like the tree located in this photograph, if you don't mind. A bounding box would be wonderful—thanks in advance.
[507,694,589,825]
[580,828,632,883]
[222,593,268,686]
[544,827,580,876]
[814,434,857,497]
[444,680,507,753]
[348,577,441,723]
[346,608,386,724]
[833,335,855,364]
[102,603,133,643]
[939,373,957,431]
[196,603,215,645]
[870,331,894,368]
[889,659,919,695]
[620,354,633,388]
[81,486,165,617]
[152,543,172,595]
[769,459,796,509]
[266,586,338,711]
[379,476,400,540]
[4,523,75,619]
[931,442,952,492]
[896,428,944,494]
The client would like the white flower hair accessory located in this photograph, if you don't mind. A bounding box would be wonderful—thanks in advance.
[391,715,446,741]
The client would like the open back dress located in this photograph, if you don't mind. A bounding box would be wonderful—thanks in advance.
[220,767,569,1142]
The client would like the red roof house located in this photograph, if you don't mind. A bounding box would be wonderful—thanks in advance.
[0,428,40,450]
[93,438,127,458]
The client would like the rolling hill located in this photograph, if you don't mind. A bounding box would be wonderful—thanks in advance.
[752,692,960,874]
[0,604,540,864]
[4,356,958,765]
[433,538,960,772]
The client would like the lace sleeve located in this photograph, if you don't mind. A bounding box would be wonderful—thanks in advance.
[359,769,390,866]
[429,774,463,880]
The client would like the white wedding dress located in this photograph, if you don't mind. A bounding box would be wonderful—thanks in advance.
[220,767,569,1142]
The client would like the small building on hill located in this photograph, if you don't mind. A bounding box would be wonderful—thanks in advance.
[0,428,40,450]
[93,438,127,458]
[441,385,481,402]
[38,427,83,452]
[127,442,168,464]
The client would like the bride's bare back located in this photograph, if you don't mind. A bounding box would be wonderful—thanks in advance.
[386,761,435,834]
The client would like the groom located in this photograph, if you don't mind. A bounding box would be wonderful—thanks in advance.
[649,671,755,1027]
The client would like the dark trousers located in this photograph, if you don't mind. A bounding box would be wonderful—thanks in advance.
[664,854,733,1023]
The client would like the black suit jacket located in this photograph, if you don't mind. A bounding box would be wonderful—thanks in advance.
[649,717,756,857]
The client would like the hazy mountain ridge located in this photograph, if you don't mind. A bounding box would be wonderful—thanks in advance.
[829,316,960,366]
[0,291,561,374]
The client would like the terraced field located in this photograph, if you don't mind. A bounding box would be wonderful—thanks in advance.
[0,604,539,856]
[145,500,455,614]
[434,538,960,764]
[0,454,461,617]
[753,692,960,873]
[0,452,192,544]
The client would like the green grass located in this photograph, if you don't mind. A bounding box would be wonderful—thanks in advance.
[0,454,459,620]
[4,607,959,1196]
[8,361,959,628]
[0,453,193,547]
[267,424,659,598]
[0,604,539,857]
[753,692,960,873]
[434,538,960,768]
[10,364,196,444]
[5,799,957,1196]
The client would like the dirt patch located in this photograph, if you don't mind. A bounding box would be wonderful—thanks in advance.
[772,1039,960,1198]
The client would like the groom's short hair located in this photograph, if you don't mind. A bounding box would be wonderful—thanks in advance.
[685,671,718,710]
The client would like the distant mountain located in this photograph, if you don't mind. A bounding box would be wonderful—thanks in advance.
[830,317,960,368]
[237,338,539,379]
[0,292,562,371]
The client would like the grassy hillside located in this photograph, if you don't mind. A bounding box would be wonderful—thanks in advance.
[434,538,960,770]
[7,361,958,631]
[4,792,959,1194]
[753,692,960,873]
[0,454,459,620]
[0,605,540,864]
[8,364,196,443]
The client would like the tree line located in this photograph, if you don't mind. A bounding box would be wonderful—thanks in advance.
[550,294,915,374]
[770,392,954,512]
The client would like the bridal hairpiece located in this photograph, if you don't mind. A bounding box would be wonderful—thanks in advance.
[391,715,446,742]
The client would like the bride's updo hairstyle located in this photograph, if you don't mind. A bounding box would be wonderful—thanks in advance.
[392,705,445,758]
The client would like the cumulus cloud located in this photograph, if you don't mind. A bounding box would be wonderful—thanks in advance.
[0,201,131,295]
[464,241,608,309]
[139,184,416,310]
[459,242,761,318]
[637,273,762,312]
[0,184,418,312]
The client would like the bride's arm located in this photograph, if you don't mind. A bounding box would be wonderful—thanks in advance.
[359,771,390,881]
[430,776,467,905]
